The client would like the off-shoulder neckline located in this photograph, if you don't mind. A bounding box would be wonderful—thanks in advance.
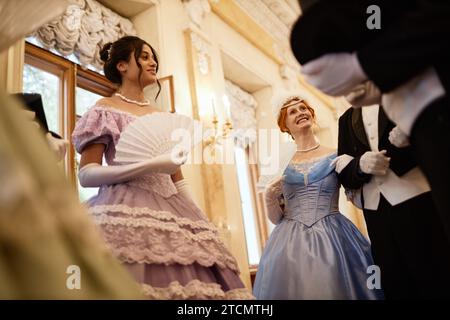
[92,104,163,118]
[289,152,336,166]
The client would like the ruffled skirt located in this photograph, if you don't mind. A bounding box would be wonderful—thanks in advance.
[85,183,253,300]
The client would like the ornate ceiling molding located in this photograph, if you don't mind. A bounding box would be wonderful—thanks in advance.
[189,31,211,75]
[182,0,211,29]
[234,0,299,48]
[225,79,258,147]
[231,0,302,84]
[209,0,283,65]
[261,0,299,34]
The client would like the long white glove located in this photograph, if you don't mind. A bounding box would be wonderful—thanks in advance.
[174,179,193,199]
[388,126,410,148]
[78,151,187,188]
[345,81,382,108]
[301,52,367,96]
[264,178,284,225]
[359,150,390,176]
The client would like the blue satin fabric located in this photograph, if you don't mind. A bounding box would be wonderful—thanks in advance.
[253,153,384,300]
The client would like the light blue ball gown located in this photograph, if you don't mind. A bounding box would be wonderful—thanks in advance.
[253,153,384,300]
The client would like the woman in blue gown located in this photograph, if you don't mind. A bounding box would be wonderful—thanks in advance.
[253,92,383,300]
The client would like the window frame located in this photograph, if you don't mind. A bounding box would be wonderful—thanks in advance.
[24,42,115,189]
[234,144,270,285]
[247,145,269,248]
[235,144,270,268]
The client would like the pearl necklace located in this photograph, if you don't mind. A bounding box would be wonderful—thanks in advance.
[296,143,320,152]
[115,92,150,107]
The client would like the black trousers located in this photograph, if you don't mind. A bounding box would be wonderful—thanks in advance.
[364,193,450,299]
[411,96,450,244]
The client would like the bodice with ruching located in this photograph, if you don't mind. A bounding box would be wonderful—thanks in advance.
[282,153,339,227]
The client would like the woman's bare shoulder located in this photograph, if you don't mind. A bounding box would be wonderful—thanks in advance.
[94,96,127,111]
[95,96,116,106]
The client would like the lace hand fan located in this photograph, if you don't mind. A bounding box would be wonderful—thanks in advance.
[114,112,202,163]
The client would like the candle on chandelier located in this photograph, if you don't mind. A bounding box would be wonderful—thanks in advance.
[223,95,231,119]
[211,96,217,118]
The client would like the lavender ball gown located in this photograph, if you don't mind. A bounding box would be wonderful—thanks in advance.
[72,105,253,299]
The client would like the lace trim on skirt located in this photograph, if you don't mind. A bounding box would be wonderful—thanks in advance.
[141,280,255,300]
[90,204,217,232]
[89,210,239,271]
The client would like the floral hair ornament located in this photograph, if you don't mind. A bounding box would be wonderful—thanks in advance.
[106,45,113,61]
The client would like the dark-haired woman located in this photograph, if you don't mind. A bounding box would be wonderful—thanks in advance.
[72,36,253,299]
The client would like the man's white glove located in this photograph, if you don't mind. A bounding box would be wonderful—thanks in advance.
[388,126,410,148]
[46,133,68,161]
[174,179,193,200]
[359,150,390,176]
[78,151,188,188]
[301,53,367,96]
[264,178,284,225]
[331,154,354,174]
[345,81,382,108]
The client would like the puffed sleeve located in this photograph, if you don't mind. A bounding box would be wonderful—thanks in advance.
[72,106,121,154]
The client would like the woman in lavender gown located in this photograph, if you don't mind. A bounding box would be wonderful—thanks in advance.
[72,36,253,300]
[253,92,384,300]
